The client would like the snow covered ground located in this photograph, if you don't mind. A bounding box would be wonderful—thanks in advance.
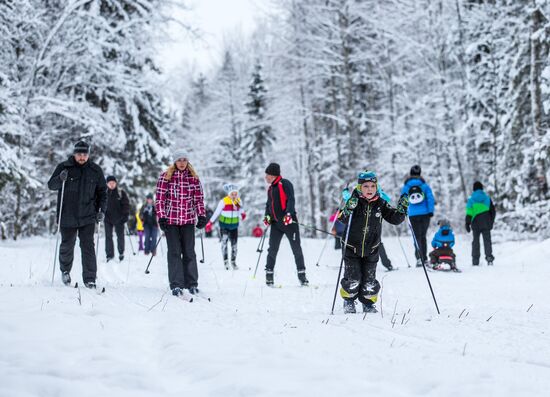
[1,231,550,397]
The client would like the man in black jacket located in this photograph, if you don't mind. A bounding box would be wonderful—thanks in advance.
[338,171,408,313]
[47,140,107,288]
[104,175,130,262]
[263,163,309,286]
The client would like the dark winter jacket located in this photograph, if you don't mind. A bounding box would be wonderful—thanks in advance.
[466,189,496,230]
[105,187,130,225]
[265,176,297,223]
[339,190,405,258]
[139,203,158,227]
[48,156,107,228]
[401,176,435,217]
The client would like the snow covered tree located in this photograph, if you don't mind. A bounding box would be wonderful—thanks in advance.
[0,0,188,238]
[241,61,275,224]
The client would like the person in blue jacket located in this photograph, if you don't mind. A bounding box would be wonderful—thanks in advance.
[429,219,458,271]
[401,165,435,266]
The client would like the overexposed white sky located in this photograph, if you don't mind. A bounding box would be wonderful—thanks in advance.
[156,0,267,76]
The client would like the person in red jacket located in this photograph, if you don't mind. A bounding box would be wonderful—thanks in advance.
[155,150,206,297]
[263,162,308,287]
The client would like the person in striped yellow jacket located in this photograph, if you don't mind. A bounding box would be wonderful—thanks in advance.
[207,184,246,270]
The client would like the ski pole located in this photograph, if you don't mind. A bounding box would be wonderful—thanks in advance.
[252,226,269,278]
[144,235,163,274]
[95,220,101,259]
[406,216,440,314]
[126,223,136,255]
[256,226,269,252]
[51,179,67,285]
[330,211,354,315]
[395,227,411,268]
[297,222,333,236]
[315,204,344,267]
[199,229,205,263]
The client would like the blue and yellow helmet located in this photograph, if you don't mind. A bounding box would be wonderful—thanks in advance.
[358,170,377,185]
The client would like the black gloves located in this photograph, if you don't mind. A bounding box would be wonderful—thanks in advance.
[196,216,207,229]
[159,218,168,232]
[96,212,105,223]
[59,169,68,182]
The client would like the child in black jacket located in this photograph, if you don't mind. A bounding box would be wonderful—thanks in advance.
[338,171,408,314]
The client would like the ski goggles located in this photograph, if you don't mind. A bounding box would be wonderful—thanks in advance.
[358,171,377,184]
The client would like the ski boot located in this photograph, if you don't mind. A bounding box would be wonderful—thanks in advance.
[84,281,96,289]
[188,286,200,295]
[231,260,238,270]
[62,271,71,286]
[266,270,274,286]
[172,287,183,297]
[106,257,114,263]
[298,271,309,286]
[416,258,423,267]
[487,256,494,266]
[362,303,378,314]
[224,259,230,270]
[343,299,356,314]
[119,254,124,262]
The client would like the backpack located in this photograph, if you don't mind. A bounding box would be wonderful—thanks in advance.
[408,185,425,205]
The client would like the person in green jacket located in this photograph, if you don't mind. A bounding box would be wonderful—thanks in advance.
[466,181,496,266]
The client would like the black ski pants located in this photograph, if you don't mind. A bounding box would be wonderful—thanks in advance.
[165,224,198,289]
[409,215,431,261]
[472,227,493,265]
[59,223,97,283]
[220,228,238,262]
[340,248,380,305]
[104,221,125,259]
[265,221,305,272]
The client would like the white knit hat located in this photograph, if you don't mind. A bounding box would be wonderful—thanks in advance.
[223,183,239,194]
[173,149,188,162]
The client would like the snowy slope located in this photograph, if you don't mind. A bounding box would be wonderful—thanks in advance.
[1,232,550,397]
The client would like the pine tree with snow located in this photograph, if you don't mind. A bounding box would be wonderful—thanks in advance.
[241,61,275,225]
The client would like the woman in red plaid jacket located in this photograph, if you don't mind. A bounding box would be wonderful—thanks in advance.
[155,150,207,297]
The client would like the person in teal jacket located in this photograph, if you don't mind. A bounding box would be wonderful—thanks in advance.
[466,181,496,266]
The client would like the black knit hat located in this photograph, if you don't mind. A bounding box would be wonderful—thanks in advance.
[106,175,117,183]
[73,140,90,154]
[410,165,421,176]
[146,193,154,199]
[265,163,281,176]
[473,181,483,191]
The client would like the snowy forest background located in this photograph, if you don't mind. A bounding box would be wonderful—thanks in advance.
[1,0,550,240]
